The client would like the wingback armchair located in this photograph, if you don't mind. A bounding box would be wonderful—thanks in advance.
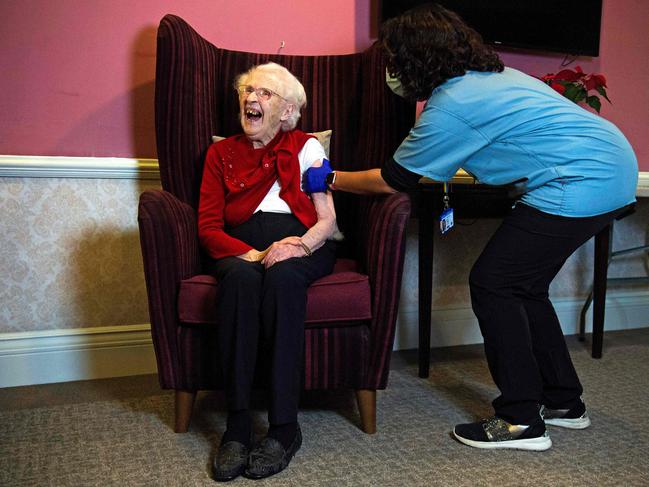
[138,14,415,434]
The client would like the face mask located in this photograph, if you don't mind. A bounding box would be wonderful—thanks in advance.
[385,68,406,98]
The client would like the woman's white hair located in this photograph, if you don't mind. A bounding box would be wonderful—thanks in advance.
[235,62,307,131]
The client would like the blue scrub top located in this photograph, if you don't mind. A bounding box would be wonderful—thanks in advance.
[393,67,638,217]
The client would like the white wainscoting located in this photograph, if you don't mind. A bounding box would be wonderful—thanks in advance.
[0,156,647,388]
[1,155,160,388]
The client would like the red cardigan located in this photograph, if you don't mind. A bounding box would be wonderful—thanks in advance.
[198,130,317,259]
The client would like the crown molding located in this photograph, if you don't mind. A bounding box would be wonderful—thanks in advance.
[637,171,649,197]
[0,155,647,196]
[0,155,159,179]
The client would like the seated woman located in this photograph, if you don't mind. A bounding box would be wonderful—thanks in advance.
[198,62,337,481]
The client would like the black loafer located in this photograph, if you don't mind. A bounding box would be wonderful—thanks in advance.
[244,425,302,479]
[212,440,250,482]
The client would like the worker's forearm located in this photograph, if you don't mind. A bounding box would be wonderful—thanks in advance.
[332,168,397,195]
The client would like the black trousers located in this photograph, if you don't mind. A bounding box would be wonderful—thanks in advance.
[209,212,335,425]
[469,203,626,424]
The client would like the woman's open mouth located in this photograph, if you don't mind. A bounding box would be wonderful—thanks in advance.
[245,108,262,121]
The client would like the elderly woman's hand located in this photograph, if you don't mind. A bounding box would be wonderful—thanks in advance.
[262,236,308,268]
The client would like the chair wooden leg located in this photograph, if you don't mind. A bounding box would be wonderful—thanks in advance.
[174,390,196,433]
[355,389,376,434]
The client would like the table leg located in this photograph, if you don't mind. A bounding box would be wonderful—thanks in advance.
[592,223,611,358]
[418,191,434,378]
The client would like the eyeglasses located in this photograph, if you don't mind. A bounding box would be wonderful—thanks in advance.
[237,85,288,102]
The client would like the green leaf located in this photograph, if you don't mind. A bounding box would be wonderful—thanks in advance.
[586,95,602,113]
[563,83,585,103]
[596,85,611,103]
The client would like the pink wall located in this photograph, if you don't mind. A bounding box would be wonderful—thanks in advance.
[0,0,647,170]
[0,0,365,159]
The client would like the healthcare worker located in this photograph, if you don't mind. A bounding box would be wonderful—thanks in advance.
[303,3,638,451]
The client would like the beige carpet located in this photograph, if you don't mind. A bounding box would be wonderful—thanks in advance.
[2,331,649,486]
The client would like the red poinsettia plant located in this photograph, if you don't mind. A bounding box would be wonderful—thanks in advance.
[540,66,610,113]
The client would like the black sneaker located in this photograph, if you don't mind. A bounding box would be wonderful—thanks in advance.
[541,400,591,429]
[453,416,551,451]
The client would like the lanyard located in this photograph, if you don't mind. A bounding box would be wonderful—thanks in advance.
[443,183,450,210]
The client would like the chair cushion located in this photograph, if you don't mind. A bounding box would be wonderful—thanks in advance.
[304,269,371,324]
[178,258,371,326]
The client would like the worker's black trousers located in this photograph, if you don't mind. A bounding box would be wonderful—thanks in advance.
[469,203,625,424]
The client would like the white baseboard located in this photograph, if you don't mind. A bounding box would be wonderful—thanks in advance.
[0,325,157,388]
[1,292,648,389]
[393,290,649,350]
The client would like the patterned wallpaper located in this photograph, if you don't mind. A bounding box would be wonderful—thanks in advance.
[1,177,161,333]
[0,174,647,334]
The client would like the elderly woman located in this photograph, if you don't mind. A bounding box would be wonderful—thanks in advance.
[198,62,337,480]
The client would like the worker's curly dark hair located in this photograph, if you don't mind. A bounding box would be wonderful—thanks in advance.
[379,3,504,102]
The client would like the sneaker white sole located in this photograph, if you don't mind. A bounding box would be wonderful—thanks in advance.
[453,430,552,451]
[544,416,591,429]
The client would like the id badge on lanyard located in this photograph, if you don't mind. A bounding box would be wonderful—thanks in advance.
[439,183,454,234]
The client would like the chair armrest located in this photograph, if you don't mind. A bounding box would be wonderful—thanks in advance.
[137,189,201,388]
[359,192,412,388]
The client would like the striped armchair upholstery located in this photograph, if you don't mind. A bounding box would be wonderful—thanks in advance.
[138,14,415,434]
